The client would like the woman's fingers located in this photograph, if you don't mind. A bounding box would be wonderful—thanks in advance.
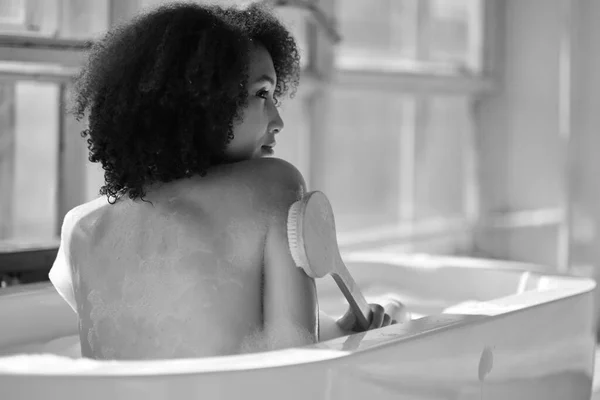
[336,300,410,333]
[368,303,385,329]
[382,313,391,327]
[383,299,411,324]
[336,307,356,332]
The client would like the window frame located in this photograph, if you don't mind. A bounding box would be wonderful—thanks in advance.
[318,0,497,255]
[329,0,580,266]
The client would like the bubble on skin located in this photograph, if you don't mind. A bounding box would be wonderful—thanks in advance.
[221,217,263,267]
[87,280,188,358]
[207,259,245,289]
[87,290,115,356]
[178,252,245,290]
[101,346,116,359]
[86,249,247,358]
[86,233,197,357]
[239,322,316,354]
[226,218,247,243]
[80,175,280,358]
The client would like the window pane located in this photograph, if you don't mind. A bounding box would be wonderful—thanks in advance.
[0,80,60,242]
[58,85,103,203]
[0,0,26,25]
[0,0,109,40]
[428,0,482,70]
[414,95,471,220]
[311,88,410,233]
[336,0,418,70]
[59,0,110,40]
[311,91,473,239]
[0,0,59,36]
[275,6,310,70]
[336,0,483,74]
[0,83,15,240]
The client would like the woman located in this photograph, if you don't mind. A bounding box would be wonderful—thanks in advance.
[49,2,397,360]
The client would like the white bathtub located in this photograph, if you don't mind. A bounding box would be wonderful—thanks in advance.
[0,252,596,400]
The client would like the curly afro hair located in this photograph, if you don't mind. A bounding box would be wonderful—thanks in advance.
[72,1,301,203]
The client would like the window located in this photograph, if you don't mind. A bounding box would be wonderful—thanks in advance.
[413,95,472,221]
[311,88,411,233]
[311,0,486,254]
[318,0,597,274]
[0,0,109,251]
[1,0,484,255]
[3,0,593,277]
[0,80,60,242]
[336,0,482,73]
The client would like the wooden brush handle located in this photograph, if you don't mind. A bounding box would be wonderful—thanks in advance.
[332,255,372,331]
[297,191,372,331]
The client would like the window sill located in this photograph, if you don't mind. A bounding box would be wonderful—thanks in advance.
[332,68,495,95]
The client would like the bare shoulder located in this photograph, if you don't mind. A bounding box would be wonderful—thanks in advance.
[230,158,305,189]
[62,197,109,237]
[249,158,306,217]
[221,158,306,210]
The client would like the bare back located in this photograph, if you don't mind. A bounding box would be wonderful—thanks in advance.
[65,158,316,359]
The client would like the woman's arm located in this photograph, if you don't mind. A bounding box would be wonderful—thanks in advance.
[260,159,319,350]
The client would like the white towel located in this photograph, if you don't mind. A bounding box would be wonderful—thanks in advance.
[48,212,78,314]
[48,243,77,314]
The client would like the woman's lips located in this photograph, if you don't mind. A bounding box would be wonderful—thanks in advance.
[261,145,274,155]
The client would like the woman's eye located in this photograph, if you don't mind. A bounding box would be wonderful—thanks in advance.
[256,89,269,99]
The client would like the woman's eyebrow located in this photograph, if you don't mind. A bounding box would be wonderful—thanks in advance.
[252,74,276,85]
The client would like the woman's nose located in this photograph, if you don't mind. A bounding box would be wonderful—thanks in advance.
[269,103,284,134]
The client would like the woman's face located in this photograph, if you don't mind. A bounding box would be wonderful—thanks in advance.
[224,43,284,162]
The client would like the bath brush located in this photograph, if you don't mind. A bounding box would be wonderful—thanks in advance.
[287,191,372,331]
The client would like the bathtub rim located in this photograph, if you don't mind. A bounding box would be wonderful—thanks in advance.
[0,253,595,378]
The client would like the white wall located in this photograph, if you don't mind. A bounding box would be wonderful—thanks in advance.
[473,0,566,267]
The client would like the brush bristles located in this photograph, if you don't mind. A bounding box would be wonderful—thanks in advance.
[287,200,311,273]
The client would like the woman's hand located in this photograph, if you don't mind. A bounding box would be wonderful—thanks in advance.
[335,300,410,333]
